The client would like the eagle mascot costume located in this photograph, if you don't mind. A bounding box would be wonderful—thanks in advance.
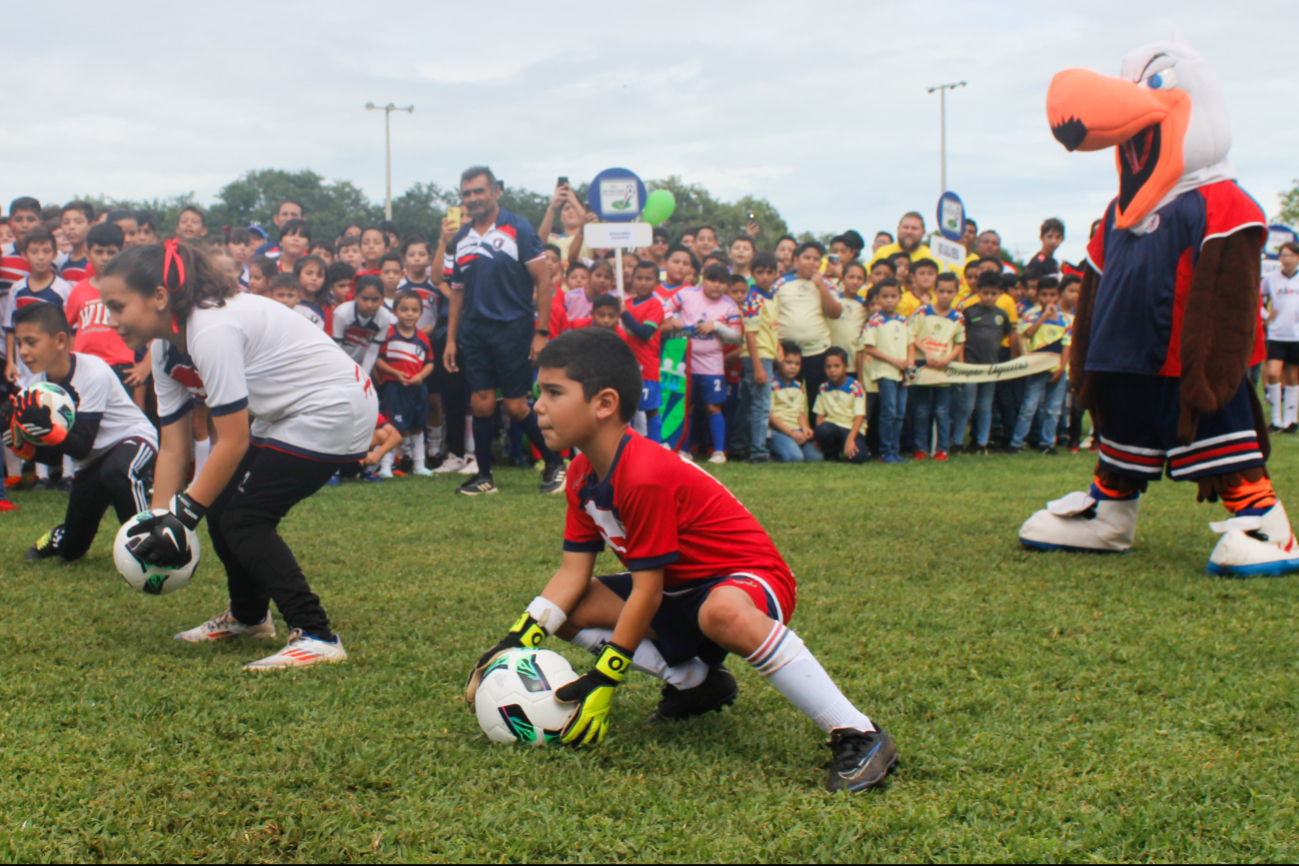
[1018,37,1298,576]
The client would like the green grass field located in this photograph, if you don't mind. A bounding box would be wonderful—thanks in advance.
[4,443,1299,863]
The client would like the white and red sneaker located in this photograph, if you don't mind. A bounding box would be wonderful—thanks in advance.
[175,609,276,643]
[243,629,347,671]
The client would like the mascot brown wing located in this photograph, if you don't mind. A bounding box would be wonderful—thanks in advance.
[1177,227,1266,446]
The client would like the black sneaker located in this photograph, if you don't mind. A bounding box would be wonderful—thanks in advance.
[28,478,53,491]
[1004,447,1022,455]
[1286,424,1299,435]
[974,445,990,455]
[748,453,771,464]
[25,526,64,561]
[647,665,738,724]
[456,473,498,496]
[55,477,73,494]
[540,462,567,495]
[825,727,897,793]
[1040,446,1058,456]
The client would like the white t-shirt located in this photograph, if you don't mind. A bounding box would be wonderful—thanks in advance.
[36,353,157,470]
[152,293,378,460]
[1262,268,1299,342]
[331,300,396,371]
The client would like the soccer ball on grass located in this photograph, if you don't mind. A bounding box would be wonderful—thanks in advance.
[476,649,580,746]
[113,510,201,596]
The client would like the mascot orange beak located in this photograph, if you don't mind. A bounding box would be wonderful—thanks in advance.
[1047,68,1191,229]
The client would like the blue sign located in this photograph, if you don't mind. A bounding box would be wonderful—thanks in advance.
[937,191,965,242]
[1265,224,1297,260]
[588,168,647,224]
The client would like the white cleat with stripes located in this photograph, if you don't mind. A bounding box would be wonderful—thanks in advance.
[1207,503,1299,577]
[1019,490,1140,553]
[243,629,347,671]
[175,609,276,643]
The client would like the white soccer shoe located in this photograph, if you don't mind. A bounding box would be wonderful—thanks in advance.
[413,466,434,477]
[457,455,480,475]
[1019,490,1140,553]
[175,609,276,643]
[243,629,347,671]
[433,455,467,474]
[708,451,728,465]
[1207,502,1299,577]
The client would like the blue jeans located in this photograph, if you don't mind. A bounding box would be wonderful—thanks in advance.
[911,385,952,454]
[736,357,775,458]
[769,430,823,463]
[1011,370,1067,449]
[877,378,908,458]
[950,382,996,447]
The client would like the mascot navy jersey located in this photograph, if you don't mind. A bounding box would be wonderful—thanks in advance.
[563,431,796,609]
[1084,180,1266,377]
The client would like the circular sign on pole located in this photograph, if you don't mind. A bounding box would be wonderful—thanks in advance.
[937,191,965,242]
[588,168,647,224]
[1265,224,1297,260]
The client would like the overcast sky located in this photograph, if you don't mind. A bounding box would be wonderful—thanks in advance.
[2,1,1293,264]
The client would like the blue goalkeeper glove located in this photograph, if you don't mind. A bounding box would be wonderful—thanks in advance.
[558,643,632,746]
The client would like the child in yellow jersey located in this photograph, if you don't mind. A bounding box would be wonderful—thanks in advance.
[1009,278,1072,454]
[813,348,868,463]
[768,342,822,463]
[830,262,871,364]
[737,252,782,463]
[859,278,913,463]
[897,258,938,318]
[908,273,965,460]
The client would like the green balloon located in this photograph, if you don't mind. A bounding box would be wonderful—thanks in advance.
[641,189,676,226]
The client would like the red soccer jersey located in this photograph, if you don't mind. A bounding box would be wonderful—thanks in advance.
[0,243,29,292]
[65,279,135,366]
[619,294,664,382]
[549,290,571,335]
[563,431,796,593]
[377,325,432,383]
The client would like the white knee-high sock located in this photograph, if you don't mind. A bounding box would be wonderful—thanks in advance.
[1285,386,1299,428]
[632,410,647,436]
[35,462,49,480]
[62,454,76,480]
[379,451,395,474]
[746,622,875,734]
[1267,383,1283,426]
[568,628,708,689]
[410,432,426,470]
[193,438,211,477]
[4,445,20,478]
[427,425,443,456]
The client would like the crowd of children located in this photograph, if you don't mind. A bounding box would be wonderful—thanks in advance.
[0,189,1104,514]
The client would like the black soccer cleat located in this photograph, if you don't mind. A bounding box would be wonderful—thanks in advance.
[647,665,738,724]
[25,526,64,561]
[825,727,897,793]
[539,462,567,495]
[456,473,498,496]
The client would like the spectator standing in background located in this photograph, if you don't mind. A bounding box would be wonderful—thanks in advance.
[443,166,567,497]
[1026,218,1064,275]
[776,241,841,409]
[255,199,304,257]
[869,213,932,269]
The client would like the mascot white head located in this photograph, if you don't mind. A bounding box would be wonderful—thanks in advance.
[1046,36,1234,230]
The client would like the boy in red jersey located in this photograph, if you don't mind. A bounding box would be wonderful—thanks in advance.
[619,259,666,442]
[465,328,896,793]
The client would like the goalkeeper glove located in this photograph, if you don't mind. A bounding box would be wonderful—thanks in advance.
[13,389,67,446]
[557,642,632,746]
[2,399,35,461]
[464,610,550,709]
[129,493,205,569]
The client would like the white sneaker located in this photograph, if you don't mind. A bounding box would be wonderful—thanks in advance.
[175,609,276,643]
[1019,490,1140,553]
[708,451,727,465]
[378,466,394,479]
[1207,503,1299,576]
[413,466,434,477]
[243,629,347,670]
[457,455,480,475]
[433,455,466,474]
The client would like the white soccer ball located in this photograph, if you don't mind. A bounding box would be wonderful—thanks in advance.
[475,648,580,746]
[20,382,76,436]
[112,509,201,596]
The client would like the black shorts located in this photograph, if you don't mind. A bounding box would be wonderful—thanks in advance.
[458,315,535,400]
[380,381,428,432]
[1267,340,1299,365]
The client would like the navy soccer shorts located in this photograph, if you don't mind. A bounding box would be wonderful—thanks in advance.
[458,315,536,400]
[639,380,663,412]
[1096,374,1265,482]
[380,381,428,433]
[596,571,794,667]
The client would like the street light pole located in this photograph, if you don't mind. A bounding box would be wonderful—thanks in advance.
[365,101,415,220]
[926,81,966,195]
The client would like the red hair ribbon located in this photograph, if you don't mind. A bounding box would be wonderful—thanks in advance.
[162,239,186,292]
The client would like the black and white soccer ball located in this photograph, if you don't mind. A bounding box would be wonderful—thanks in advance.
[475,649,580,746]
[112,510,201,596]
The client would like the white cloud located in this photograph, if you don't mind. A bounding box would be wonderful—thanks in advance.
[1,0,1295,267]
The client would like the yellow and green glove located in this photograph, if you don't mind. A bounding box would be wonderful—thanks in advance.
[464,611,550,709]
[557,643,632,745]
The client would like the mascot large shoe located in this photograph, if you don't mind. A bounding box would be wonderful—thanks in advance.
[1019,36,1299,577]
